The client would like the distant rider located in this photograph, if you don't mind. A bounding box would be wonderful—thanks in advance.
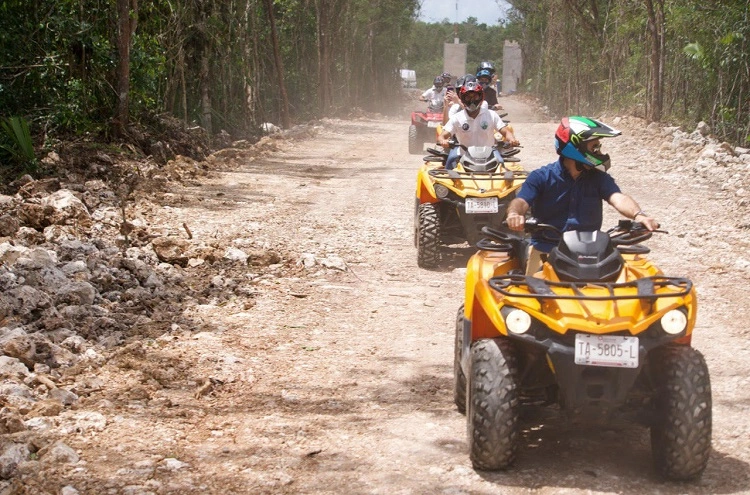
[420,76,446,113]
[440,72,453,87]
[476,64,502,111]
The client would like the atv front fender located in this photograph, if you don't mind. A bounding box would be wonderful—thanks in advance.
[463,251,520,341]
[415,168,438,203]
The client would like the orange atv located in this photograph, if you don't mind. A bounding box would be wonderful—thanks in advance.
[414,143,526,268]
[455,219,711,480]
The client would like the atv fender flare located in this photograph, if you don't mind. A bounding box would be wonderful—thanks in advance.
[415,173,438,203]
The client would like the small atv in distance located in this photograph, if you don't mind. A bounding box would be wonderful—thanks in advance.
[409,110,444,155]
[414,144,526,268]
[455,219,712,480]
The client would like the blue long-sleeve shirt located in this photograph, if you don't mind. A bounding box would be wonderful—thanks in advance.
[516,159,621,252]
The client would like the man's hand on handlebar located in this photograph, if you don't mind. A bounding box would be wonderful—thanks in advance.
[505,212,525,231]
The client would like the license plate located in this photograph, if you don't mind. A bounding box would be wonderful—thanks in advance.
[574,334,639,368]
[465,197,498,214]
[427,121,439,128]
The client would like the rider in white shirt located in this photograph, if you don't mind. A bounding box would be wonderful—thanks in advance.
[444,74,488,122]
[438,80,519,170]
[420,76,446,113]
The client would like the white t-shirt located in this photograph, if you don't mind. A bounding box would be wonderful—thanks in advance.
[447,100,488,119]
[443,108,507,152]
[421,87,446,111]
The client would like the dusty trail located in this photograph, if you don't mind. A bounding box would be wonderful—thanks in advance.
[21,96,750,494]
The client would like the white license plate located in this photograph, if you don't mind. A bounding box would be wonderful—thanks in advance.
[427,121,439,128]
[465,197,498,214]
[574,334,639,368]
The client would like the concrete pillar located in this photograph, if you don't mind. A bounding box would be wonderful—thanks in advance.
[501,40,522,94]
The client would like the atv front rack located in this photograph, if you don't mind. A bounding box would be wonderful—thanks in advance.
[428,168,528,182]
[488,275,692,301]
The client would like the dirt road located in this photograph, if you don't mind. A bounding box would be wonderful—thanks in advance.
[17,96,750,494]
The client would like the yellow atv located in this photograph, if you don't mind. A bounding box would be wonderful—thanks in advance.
[455,219,711,480]
[414,143,526,268]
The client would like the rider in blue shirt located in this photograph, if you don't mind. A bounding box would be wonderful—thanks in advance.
[506,116,659,274]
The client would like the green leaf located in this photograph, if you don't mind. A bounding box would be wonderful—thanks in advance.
[720,33,735,45]
[683,42,704,61]
[0,117,36,165]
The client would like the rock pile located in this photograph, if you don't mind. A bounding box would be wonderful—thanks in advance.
[0,152,289,481]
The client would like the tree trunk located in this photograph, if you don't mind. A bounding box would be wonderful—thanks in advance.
[315,0,331,115]
[645,0,664,122]
[200,48,213,134]
[114,0,138,137]
[262,0,291,129]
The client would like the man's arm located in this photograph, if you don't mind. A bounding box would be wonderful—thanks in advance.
[437,127,453,148]
[442,90,459,124]
[498,126,519,147]
[505,197,530,231]
[608,192,659,230]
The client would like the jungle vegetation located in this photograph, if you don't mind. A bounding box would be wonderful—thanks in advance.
[0,0,747,171]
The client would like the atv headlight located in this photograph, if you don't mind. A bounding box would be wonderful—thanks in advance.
[434,184,450,199]
[661,309,687,335]
[505,309,531,335]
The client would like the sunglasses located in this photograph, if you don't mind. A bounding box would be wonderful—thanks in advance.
[587,141,602,153]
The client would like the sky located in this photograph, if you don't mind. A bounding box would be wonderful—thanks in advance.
[417,0,510,26]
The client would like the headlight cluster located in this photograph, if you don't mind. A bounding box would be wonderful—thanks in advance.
[502,307,689,337]
[434,184,450,199]
[505,309,532,335]
[661,308,688,335]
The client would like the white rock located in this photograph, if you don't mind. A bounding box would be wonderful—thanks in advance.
[261,122,281,134]
[319,256,347,271]
[695,121,711,136]
[298,253,317,269]
[0,356,30,377]
[699,143,719,159]
[0,243,29,265]
[224,247,249,263]
[42,441,79,464]
[163,457,189,470]
[0,443,30,478]
[24,417,53,431]
[61,411,107,434]
[48,388,79,406]
[41,189,91,225]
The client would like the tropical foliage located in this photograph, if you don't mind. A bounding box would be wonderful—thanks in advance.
[0,0,419,142]
[504,0,749,145]
[0,0,747,154]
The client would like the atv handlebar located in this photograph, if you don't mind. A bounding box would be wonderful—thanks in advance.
[607,219,667,246]
[485,218,666,248]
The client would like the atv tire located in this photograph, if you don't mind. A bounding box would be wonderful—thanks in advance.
[454,305,467,414]
[408,125,421,154]
[467,338,519,471]
[650,345,712,481]
[416,202,441,268]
